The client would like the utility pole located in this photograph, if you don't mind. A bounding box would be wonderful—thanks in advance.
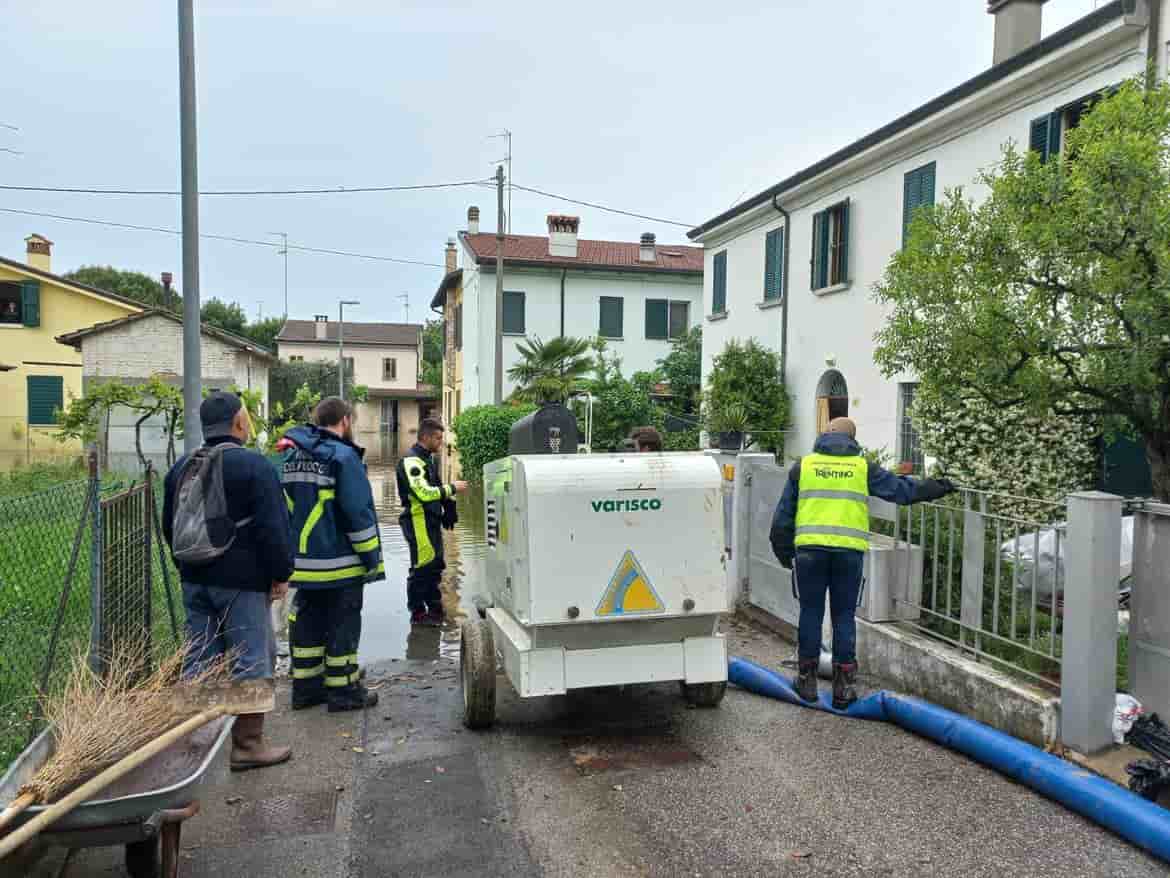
[338,299,359,398]
[494,164,505,404]
[398,292,410,325]
[271,231,288,317]
[489,130,512,233]
[178,0,202,454]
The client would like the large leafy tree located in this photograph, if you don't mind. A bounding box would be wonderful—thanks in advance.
[587,340,656,451]
[200,298,248,337]
[657,326,702,414]
[874,75,1170,501]
[63,266,176,310]
[506,335,594,404]
[244,316,284,351]
[421,318,443,388]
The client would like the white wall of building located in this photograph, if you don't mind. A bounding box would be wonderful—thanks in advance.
[459,253,701,405]
[277,340,419,393]
[700,21,1145,463]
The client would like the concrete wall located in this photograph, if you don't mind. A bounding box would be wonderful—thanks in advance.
[698,20,1145,463]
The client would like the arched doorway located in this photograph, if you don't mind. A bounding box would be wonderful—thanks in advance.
[815,369,849,434]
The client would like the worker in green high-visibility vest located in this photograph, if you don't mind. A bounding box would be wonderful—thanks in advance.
[770,417,955,709]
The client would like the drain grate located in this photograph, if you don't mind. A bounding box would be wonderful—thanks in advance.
[231,790,339,841]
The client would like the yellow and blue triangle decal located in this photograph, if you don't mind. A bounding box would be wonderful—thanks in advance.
[596,550,665,617]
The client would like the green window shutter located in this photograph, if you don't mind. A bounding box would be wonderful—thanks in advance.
[812,210,831,290]
[764,228,785,301]
[645,299,668,339]
[20,281,40,328]
[810,211,822,290]
[1030,113,1064,162]
[455,303,463,349]
[712,251,727,314]
[837,200,851,285]
[502,291,525,334]
[1046,111,1061,159]
[668,301,689,339]
[27,375,63,425]
[902,162,936,246]
[599,296,623,338]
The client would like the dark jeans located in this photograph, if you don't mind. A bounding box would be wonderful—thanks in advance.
[794,548,864,665]
[182,583,275,680]
[290,585,364,703]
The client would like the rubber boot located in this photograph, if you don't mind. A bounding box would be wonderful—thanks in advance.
[229,713,291,772]
[328,685,379,713]
[832,662,858,710]
[794,659,819,703]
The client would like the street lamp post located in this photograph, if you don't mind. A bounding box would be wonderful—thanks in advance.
[338,300,360,398]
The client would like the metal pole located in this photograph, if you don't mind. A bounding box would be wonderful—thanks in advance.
[506,130,512,234]
[178,0,202,454]
[494,164,505,404]
[338,301,344,398]
[281,232,288,317]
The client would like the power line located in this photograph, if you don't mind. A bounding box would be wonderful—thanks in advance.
[0,179,491,197]
[0,206,443,268]
[508,183,696,228]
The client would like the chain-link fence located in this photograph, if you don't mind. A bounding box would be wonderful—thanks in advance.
[0,455,181,772]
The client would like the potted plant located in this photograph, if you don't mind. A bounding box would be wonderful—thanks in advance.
[710,402,748,452]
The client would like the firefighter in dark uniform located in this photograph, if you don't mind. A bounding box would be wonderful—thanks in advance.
[281,397,383,712]
[397,418,467,626]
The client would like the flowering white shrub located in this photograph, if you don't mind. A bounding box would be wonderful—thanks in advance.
[910,382,1096,520]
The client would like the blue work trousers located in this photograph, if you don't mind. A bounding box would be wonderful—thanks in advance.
[794,548,864,665]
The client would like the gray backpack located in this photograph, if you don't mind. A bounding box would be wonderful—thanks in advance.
[171,444,254,565]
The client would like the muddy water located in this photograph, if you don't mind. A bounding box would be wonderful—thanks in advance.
[358,465,487,664]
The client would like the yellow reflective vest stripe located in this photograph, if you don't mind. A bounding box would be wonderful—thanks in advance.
[794,453,870,552]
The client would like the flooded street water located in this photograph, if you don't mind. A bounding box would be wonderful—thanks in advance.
[358,465,486,664]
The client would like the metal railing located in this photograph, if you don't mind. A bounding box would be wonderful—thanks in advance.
[873,488,1069,689]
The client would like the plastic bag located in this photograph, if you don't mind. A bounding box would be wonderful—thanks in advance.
[1126,759,1170,802]
[1000,516,1134,600]
[1115,694,1144,744]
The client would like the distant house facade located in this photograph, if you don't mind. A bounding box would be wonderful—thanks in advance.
[433,207,703,474]
[57,310,274,471]
[0,234,143,469]
[688,0,1160,469]
[276,318,437,461]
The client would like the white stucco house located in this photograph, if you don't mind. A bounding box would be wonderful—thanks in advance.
[689,0,1163,469]
[56,309,274,471]
[435,209,703,415]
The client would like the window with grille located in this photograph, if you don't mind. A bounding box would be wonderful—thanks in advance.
[599,296,623,338]
[898,383,925,474]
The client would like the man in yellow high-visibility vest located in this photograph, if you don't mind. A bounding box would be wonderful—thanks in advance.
[770,417,954,708]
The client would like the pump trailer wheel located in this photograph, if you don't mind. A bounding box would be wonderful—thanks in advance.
[460,618,497,729]
[681,680,727,708]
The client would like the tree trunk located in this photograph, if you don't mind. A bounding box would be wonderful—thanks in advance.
[1147,435,1170,503]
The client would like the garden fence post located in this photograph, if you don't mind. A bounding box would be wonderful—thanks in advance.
[1062,490,1121,755]
[960,491,986,657]
[87,447,104,676]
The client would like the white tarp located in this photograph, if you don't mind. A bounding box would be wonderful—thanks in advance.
[1000,516,1134,599]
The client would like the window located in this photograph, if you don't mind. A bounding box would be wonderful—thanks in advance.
[711,251,727,314]
[383,358,397,380]
[455,302,463,350]
[811,200,850,291]
[502,291,525,335]
[599,296,624,339]
[27,376,63,426]
[1030,89,1111,163]
[342,356,354,378]
[646,300,689,341]
[898,383,924,474]
[764,228,785,302]
[289,355,304,363]
[902,163,936,246]
[0,280,38,326]
[455,389,461,417]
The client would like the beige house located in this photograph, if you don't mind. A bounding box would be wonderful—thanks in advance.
[276,317,437,461]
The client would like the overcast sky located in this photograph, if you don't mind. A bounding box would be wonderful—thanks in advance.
[0,0,1103,325]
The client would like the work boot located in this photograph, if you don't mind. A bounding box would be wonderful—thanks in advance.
[229,713,292,772]
[832,662,858,711]
[328,685,379,713]
[794,659,819,703]
[291,685,327,711]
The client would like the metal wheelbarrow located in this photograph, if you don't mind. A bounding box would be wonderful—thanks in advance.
[0,716,233,878]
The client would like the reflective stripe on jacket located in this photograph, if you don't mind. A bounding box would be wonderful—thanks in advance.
[794,452,870,552]
[395,445,454,569]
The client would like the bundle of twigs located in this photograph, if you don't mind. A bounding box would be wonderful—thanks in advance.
[0,641,233,833]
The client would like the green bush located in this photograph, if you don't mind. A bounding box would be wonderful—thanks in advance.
[705,339,789,453]
[0,460,87,499]
[452,403,536,483]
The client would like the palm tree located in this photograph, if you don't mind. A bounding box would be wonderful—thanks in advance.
[507,336,595,404]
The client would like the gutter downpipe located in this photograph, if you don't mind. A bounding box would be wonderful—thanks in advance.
[559,268,567,337]
[771,195,791,384]
[1146,0,1161,82]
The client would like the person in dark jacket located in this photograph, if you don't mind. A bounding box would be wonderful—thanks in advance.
[630,426,663,452]
[281,397,383,712]
[770,417,955,708]
[397,418,466,626]
[163,392,294,772]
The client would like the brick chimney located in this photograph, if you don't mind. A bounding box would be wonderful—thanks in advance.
[988,0,1047,66]
[639,232,656,263]
[467,206,480,235]
[161,272,174,311]
[25,234,52,272]
[547,215,580,258]
[445,238,458,274]
[314,314,329,339]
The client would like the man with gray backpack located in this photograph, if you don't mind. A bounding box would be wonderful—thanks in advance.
[163,392,295,771]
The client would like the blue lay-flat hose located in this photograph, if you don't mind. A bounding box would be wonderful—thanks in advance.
[728,656,1170,864]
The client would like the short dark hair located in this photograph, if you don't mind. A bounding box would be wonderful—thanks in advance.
[418,418,445,440]
[630,426,663,452]
[314,397,353,428]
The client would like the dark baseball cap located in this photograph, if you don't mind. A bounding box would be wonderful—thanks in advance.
[200,391,243,438]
